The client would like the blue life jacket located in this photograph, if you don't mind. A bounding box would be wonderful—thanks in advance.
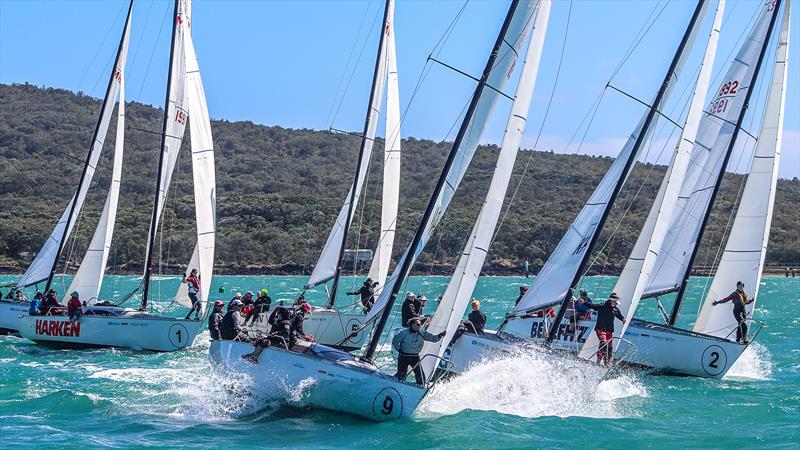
[29,298,41,315]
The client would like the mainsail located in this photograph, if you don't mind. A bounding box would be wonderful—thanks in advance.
[693,0,790,338]
[367,5,402,290]
[17,1,133,292]
[642,0,784,311]
[578,0,724,353]
[306,0,394,293]
[420,0,551,379]
[511,0,711,326]
[364,0,540,360]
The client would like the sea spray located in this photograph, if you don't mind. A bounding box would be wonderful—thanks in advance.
[417,347,646,419]
[725,342,773,380]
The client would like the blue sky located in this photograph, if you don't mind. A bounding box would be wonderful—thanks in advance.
[1,0,798,178]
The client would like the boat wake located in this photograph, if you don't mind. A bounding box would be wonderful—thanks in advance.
[417,348,647,420]
[724,342,773,380]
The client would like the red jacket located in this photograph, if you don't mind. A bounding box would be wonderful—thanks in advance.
[67,297,82,314]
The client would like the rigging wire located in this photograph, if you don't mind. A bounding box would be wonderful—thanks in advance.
[76,1,128,93]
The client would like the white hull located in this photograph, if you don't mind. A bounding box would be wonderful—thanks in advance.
[17,308,203,352]
[445,317,747,379]
[246,307,370,351]
[209,340,426,421]
[0,300,27,335]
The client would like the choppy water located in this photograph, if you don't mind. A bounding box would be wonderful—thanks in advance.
[1,274,797,449]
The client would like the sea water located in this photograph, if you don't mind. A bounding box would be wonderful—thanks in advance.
[0,275,797,448]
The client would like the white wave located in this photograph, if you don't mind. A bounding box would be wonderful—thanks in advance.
[724,342,773,380]
[417,348,645,420]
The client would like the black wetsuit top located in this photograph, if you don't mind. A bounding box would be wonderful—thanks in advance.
[208,311,223,340]
[467,310,487,334]
[585,300,625,333]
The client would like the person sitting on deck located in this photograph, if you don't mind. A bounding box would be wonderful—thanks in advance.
[242,306,293,364]
[567,290,593,333]
[244,289,272,326]
[581,293,626,366]
[712,280,754,345]
[466,299,487,335]
[67,291,82,323]
[392,317,446,385]
[289,302,313,347]
[14,290,27,303]
[183,269,202,321]
[208,300,225,340]
[400,292,419,326]
[347,278,378,314]
[28,292,43,316]
[41,289,64,314]
[221,299,244,340]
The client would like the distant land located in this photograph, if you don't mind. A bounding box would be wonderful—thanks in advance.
[0,83,797,278]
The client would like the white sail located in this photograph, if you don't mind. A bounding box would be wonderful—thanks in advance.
[693,1,789,338]
[365,1,540,325]
[367,6,401,289]
[643,1,782,298]
[179,0,216,312]
[512,1,711,316]
[66,21,131,302]
[17,6,132,290]
[420,0,551,379]
[306,0,393,289]
[142,0,190,274]
[578,1,725,355]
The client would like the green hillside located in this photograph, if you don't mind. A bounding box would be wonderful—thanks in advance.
[0,83,797,276]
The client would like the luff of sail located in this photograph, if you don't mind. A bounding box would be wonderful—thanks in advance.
[642,0,783,302]
[578,0,725,355]
[306,0,393,290]
[420,0,551,380]
[364,0,540,359]
[693,0,790,338]
[367,5,401,290]
[17,1,133,291]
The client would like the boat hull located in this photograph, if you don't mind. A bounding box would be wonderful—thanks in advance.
[0,300,27,335]
[445,317,747,379]
[17,310,203,352]
[209,340,426,421]
[247,307,370,352]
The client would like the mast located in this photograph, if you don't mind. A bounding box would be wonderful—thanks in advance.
[364,0,522,361]
[43,0,135,294]
[545,0,707,344]
[668,0,783,325]
[142,0,181,310]
[328,0,392,308]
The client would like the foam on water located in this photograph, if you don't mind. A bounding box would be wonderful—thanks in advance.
[417,348,646,420]
[724,342,773,380]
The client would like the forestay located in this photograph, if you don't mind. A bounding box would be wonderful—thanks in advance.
[693,1,789,338]
[306,0,393,289]
[367,6,401,289]
[643,0,781,297]
[365,0,540,326]
[17,3,132,290]
[66,8,132,302]
[513,0,711,316]
[420,0,551,379]
[578,0,724,353]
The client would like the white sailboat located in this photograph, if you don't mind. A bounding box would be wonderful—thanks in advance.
[211,0,541,420]
[15,0,217,352]
[445,0,789,379]
[263,0,403,350]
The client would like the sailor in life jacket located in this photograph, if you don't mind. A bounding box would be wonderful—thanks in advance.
[712,280,754,344]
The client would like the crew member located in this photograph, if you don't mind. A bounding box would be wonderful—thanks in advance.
[221,299,244,340]
[183,269,202,320]
[28,292,43,316]
[244,289,272,326]
[208,300,225,340]
[713,281,754,344]
[467,299,486,334]
[41,289,64,314]
[514,286,528,307]
[67,291,82,323]
[400,292,419,326]
[581,292,626,366]
[392,317,446,385]
[347,278,378,313]
[290,302,313,346]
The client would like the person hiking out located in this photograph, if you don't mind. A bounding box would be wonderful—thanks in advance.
[713,280,754,344]
[582,293,626,366]
[183,269,201,320]
[347,278,378,313]
[467,299,486,334]
[67,291,82,323]
[208,300,225,340]
[392,317,446,385]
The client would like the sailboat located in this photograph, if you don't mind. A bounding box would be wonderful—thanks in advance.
[444,0,789,379]
[13,0,217,352]
[210,0,543,420]
[286,0,403,351]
